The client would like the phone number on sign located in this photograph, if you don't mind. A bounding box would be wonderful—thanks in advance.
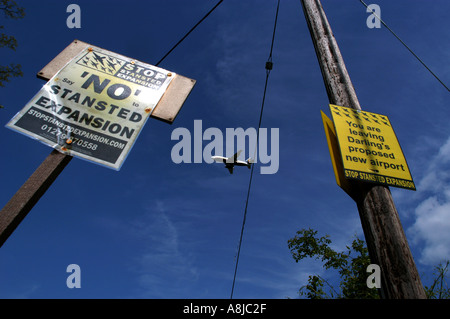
[40,124,125,150]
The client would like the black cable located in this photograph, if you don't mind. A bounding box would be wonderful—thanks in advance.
[268,0,280,62]
[155,0,224,66]
[230,0,280,299]
[360,0,449,92]
[230,70,270,300]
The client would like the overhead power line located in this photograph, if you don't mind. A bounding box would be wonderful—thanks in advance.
[230,0,280,300]
[155,0,224,66]
[360,0,449,92]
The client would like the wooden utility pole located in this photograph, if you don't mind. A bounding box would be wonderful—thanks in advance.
[300,0,426,298]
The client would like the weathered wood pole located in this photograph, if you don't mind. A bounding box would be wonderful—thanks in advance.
[300,0,426,298]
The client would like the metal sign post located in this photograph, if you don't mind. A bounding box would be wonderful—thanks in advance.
[0,40,195,247]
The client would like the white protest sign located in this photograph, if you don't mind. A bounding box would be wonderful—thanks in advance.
[7,46,175,170]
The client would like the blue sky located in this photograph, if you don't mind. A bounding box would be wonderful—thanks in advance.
[0,0,449,299]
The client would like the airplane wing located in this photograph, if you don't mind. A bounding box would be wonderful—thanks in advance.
[229,150,242,163]
[227,166,234,174]
[212,156,226,163]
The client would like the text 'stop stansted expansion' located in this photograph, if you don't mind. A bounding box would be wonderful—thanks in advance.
[7,46,175,170]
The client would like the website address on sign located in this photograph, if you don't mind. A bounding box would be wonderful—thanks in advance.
[40,124,126,150]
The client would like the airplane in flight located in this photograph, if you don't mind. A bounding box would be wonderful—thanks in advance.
[212,150,253,174]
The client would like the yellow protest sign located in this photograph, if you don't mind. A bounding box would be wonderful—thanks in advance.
[328,104,415,190]
[321,111,353,196]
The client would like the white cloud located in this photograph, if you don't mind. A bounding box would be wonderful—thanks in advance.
[410,196,450,264]
[408,136,450,265]
[416,136,450,192]
[7,284,40,299]
[127,201,199,297]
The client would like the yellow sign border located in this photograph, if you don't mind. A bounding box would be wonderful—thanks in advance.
[321,111,352,195]
[327,104,415,191]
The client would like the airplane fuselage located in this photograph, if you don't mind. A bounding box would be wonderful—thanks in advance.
[211,156,250,166]
[212,152,252,174]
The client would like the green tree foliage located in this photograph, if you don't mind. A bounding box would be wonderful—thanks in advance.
[0,0,25,87]
[425,261,450,299]
[287,228,380,299]
[288,228,450,299]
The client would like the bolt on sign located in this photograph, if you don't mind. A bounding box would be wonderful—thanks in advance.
[324,104,415,191]
[6,44,176,170]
